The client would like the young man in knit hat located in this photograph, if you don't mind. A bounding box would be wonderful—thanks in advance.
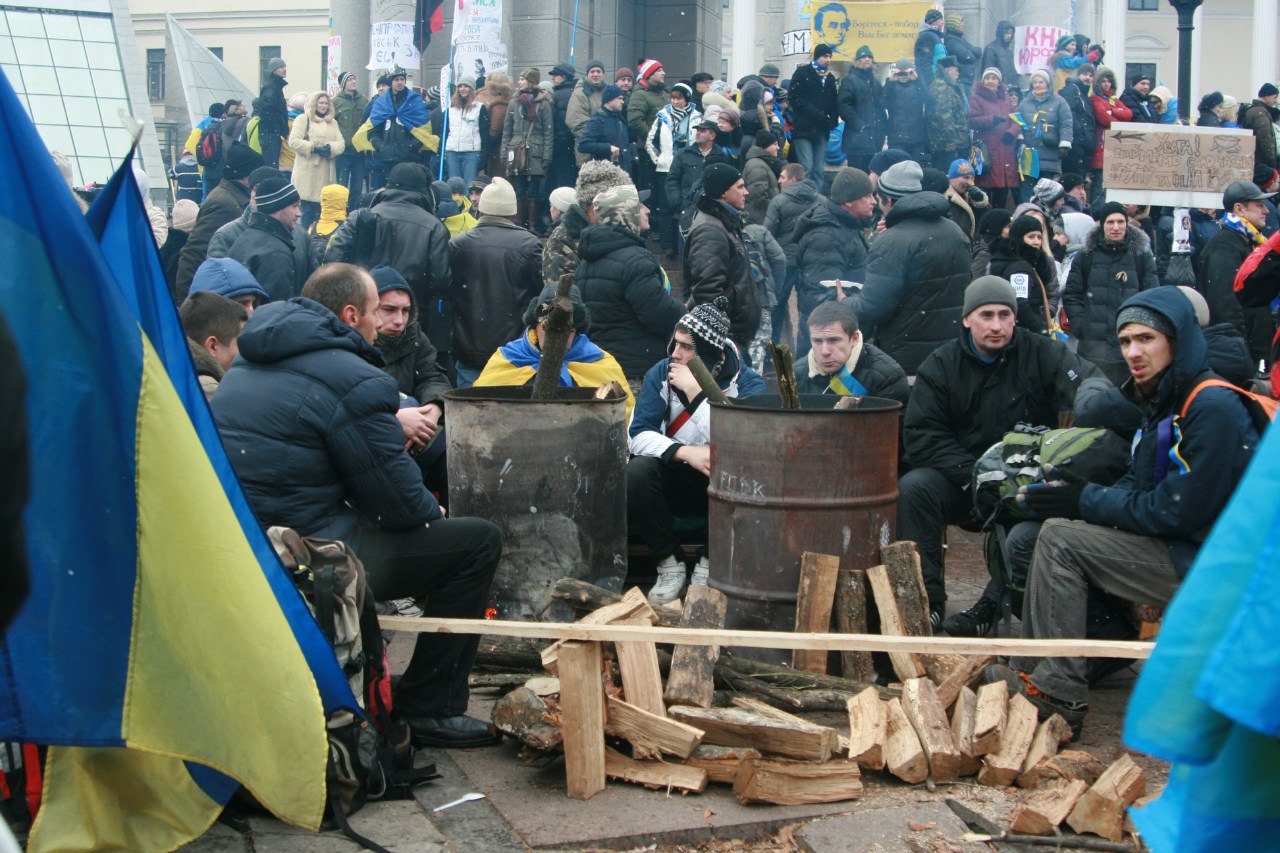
[628,59,669,192]
[627,299,765,604]
[226,175,313,302]
[175,144,266,295]
[332,70,369,209]
[914,8,946,85]
[793,166,875,341]
[567,60,608,165]
[787,43,840,190]
[837,45,886,172]
[1244,83,1280,172]
[684,162,761,349]
[578,83,633,172]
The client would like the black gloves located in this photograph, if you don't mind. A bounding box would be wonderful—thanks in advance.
[992,115,1004,129]
[967,185,985,203]
[1018,468,1087,520]
[314,144,331,158]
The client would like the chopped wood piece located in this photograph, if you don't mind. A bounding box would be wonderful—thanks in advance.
[542,588,656,674]
[977,693,1037,787]
[933,655,995,710]
[604,746,708,793]
[490,686,563,752]
[1010,778,1090,835]
[846,686,886,771]
[950,685,980,777]
[476,634,545,671]
[558,642,607,799]
[1016,714,1075,788]
[879,541,933,637]
[901,678,961,781]
[604,696,704,760]
[884,697,928,784]
[683,745,761,785]
[669,705,837,761]
[1066,753,1147,841]
[664,585,726,708]
[834,568,875,682]
[593,381,626,401]
[613,616,666,716]
[524,676,561,697]
[972,680,1009,756]
[734,756,863,805]
[865,564,927,680]
[552,578,682,628]
[792,552,841,673]
[1021,749,1108,790]
[530,274,577,400]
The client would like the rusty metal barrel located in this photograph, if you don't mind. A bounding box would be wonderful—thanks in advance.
[707,393,901,664]
[446,386,629,622]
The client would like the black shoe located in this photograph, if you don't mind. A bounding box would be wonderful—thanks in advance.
[403,713,503,748]
[1086,656,1135,686]
[929,603,945,632]
[942,597,999,638]
[982,663,1088,741]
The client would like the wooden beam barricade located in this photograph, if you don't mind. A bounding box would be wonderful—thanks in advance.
[378,617,1154,659]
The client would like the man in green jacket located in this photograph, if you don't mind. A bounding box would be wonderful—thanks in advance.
[628,59,669,191]
[332,71,369,210]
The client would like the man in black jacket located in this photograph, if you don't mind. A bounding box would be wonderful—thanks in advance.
[175,144,264,295]
[227,176,314,302]
[1119,72,1156,123]
[794,300,909,403]
[914,9,946,85]
[548,64,580,193]
[838,46,885,171]
[666,119,730,237]
[684,163,761,348]
[787,43,840,190]
[882,60,930,164]
[213,263,503,748]
[1059,64,1096,180]
[1200,180,1277,364]
[793,167,874,336]
[257,57,289,168]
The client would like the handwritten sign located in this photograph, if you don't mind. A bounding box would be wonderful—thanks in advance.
[368,21,419,71]
[1102,123,1255,208]
[452,0,503,45]
[782,28,811,57]
[803,2,934,63]
[453,41,508,81]
[325,36,341,95]
[1013,26,1069,74]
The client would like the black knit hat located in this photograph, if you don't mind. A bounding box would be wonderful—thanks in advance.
[248,166,282,189]
[977,208,1013,238]
[1096,200,1128,223]
[255,176,300,214]
[813,43,834,59]
[676,296,731,373]
[387,162,429,191]
[1117,304,1176,339]
[702,163,741,200]
[223,143,265,180]
[1009,214,1044,248]
[1260,82,1279,98]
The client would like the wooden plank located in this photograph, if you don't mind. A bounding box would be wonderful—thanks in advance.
[1016,714,1074,788]
[950,685,981,777]
[613,616,666,717]
[734,757,863,805]
[604,746,708,793]
[834,568,875,682]
[669,705,836,762]
[1020,749,1108,790]
[664,585,726,708]
[883,697,928,784]
[864,564,927,680]
[977,693,1038,788]
[682,745,761,785]
[901,678,961,782]
[542,588,656,674]
[972,680,1008,757]
[845,686,886,771]
[1066,753,1147,841]
[933,654,994,710]
[558,641,606,800]
[1010,779,1090,835]
[603,696,703,760]
[879,541,932,637]
[792,552,841,673]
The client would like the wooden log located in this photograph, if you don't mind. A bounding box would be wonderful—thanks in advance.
[972,680,1008,757]
[603,696,703,760]
[1011,778,1090,835]
[1020,749,1108,790]
[734,757,863,805]
[834,568,875,682]
[613,616,666,716]
[879,541,932,637]
[845,686,886,770]
[901,678,961,782]
[1016,714,1075,788]
[884,697,928,784]
[490,686,563,752]
[664,585,726,708]
[470,672,542,691]
[934,654,995,711]
[593,381,626,402]
[770,342,800,410]
[687,356,731,405]
[530,274,576,401]
[604,746,708,793]
[558,642,607,799]
[977,693,1038,787]
[476,634,546,671]
[542,587,656,675]
[865,564,927,680]
[792,552,841,673]
[682,744,761,785]
[552,578,682,628]
[669,705,837,761]
[720,653,891,698]
[1066,754,1147,841]
[950,685,981,777]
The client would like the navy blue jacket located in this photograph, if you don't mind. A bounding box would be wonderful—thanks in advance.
[213,298,442,548]
[578,107,633,172]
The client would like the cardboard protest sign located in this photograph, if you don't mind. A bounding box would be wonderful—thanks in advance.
[1102,123,1255,208]
[452,0,503,44]
[1014,26,1069,74]
[325,36,341,95]
[368,21,419,70]
[803,1,934,63]
[453,42,508,81]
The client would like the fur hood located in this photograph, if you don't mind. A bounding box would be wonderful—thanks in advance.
[304,90,336,123]
[1092,67,1119,98]
[1084,222,1150,255]
[477,74,515,104]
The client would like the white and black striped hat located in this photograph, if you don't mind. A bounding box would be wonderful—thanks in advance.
[255,176,300,214]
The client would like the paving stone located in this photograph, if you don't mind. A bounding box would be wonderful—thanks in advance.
[797,802,989,853]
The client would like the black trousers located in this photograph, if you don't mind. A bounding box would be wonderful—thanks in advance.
[626,455,708,561]
[356,516,502,717]
[895,467,976,608]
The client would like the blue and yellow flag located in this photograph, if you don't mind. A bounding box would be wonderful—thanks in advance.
[0,68,351,851]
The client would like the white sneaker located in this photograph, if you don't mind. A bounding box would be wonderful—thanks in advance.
[386,597,424,618]
[690,556,710,587]
[647,555,688,605]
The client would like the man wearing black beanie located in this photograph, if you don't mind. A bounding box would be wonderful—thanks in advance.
[175,143,266,295]
[684,163,761,348]
[1244,83,1280,172]
[227,176,313,302]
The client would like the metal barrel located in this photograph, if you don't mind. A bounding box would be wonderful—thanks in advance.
[707,393,901,664]
[445,386,629,622]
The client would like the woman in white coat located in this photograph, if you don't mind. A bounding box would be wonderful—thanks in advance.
[289,91,346,229]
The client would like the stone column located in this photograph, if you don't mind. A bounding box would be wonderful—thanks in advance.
[330,0,371,91]
[729,0,756,85]
[1253,0,1278,92]
[1190,6,1202,112]
[1099,0,1125,84]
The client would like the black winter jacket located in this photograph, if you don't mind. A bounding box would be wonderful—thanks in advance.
[376,311,451,408]
[227,211,313,303]
[1198,226,1263,361]
[792,198,869,317]
[838,66,886,158]
[787,63,839,140]
[575,223,686,378]
[449,216,543,367]
[914,25,944,85]
[763,179,824,265]
[578,107,633,172]
[665,144,731,224]
[944,31,981,90]
[794,343,909,405]
[741,146,781,227]
[882,79,930,153]
[684,196,761,347]
[987,237,1057,334]
[852,192,971,374]
[213,298,441,548]
[257,75,289,137]
[1060,77,1097,154]
[980,23,1018,91]
[175,178,251,296]
[552,78,577,154]
[1119,87,1156,123]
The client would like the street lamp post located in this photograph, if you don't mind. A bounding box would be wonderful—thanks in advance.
[1169,0,1204,123]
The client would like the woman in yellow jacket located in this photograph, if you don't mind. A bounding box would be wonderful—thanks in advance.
[289,91,345,228]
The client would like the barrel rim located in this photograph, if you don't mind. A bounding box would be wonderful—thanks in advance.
[715,392,903,414]
[445,385,627,405]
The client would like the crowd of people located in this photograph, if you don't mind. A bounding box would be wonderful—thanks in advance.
[92,17,1280,744]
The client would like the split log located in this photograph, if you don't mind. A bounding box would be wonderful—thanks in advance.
[1016,714,1074,788]
[593,381,626,402]
[603,696,703,760]
[901,678,961,781]
[613,616,666,716]
[669,705,837,761]
[687,356,731,405]
[470,672,542,691]
[664,585,726,708]
[604,746,708,793]
[558,641,606,799]
[490,686,563,752]
[972,680,1008,756]
[977,693,1038,787]
[770,342,800,410]
[734,757,863,805]
[1020,749,1108,790]
[884,697,928,784]
[950,685,981,777]
[530,274,576,401]
[792,552,841,672]
[542,587,656,674]
[476,634,547,671]
[846,686,886,770]
[719,653,892,698]
[865,564,927,680]
[834,568,875,682]
[933,654,995,710]
[1011,778,1090,835]
[1066,753,1147,841]
[682,744,761,785]
[879,541,932,637]
[552,578,682,628]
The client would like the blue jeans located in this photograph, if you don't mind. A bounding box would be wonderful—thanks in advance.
[791,137,823,187]
[453,360,482,389]
[335,151,366,210]
[445,151,481,188]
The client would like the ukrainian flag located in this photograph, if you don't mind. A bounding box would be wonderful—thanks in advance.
[0,69,354,850]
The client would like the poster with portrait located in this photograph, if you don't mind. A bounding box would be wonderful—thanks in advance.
[452,42,508,83]
[803,1,934,63]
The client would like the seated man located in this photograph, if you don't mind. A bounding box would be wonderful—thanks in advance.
[474,283,634,419]
[627,298,765,604]
[179,291,247,400]
[900,276,1101,630]
[794,300,910,405]
[212,262,504,748]
[989,287,1260,738]
[189,257,269,316]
